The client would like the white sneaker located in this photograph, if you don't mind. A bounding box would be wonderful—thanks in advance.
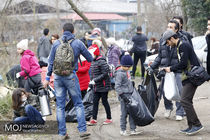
[120,130,127,136]
[176,115,183,121]
[164,109,172,118]
[130,130,143,136]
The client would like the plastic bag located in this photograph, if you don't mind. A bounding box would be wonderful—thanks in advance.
[164,72,180,101]
[126,88,154,126]
[65,89,94,122]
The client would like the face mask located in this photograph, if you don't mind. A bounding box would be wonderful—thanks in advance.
[21,97,27,102]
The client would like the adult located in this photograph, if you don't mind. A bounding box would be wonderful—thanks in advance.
[150,20,185,121]
[148,37,159,56]
[80,31,91,48]
[131,26,148,79]
[37,28,51,62]
[87,28,101,47]
[163,30,203,135]
[206,17,210,75]
[43,23,93,139]
[173,16,193,46]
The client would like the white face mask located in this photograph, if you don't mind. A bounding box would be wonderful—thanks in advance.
[21,96,27,102]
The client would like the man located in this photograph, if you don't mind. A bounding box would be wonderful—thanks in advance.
[87,28,101,47]
[37,28,51,63]
[206,17,210,74]
[163,30,203,136]
[173,16,193,46]
[150,20,185,121]
[80,31,91,48]
[43,23,93,139]
[131,26,148,80]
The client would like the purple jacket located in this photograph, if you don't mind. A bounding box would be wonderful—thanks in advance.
[107,45,121,67]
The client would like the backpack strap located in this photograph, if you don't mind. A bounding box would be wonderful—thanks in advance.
[176,41,182,62]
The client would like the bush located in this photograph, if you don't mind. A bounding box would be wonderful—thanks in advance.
[0,94,13,120]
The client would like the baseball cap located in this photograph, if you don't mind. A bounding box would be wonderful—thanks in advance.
[161,29,176,45]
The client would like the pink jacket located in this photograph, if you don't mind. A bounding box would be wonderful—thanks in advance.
[19,50,41,79]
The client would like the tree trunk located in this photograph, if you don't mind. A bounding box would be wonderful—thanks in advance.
[66,0,108,49]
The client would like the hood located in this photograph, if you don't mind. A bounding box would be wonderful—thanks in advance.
[62,31,75,42]
[22,50,35,56]
[39,36,47,44]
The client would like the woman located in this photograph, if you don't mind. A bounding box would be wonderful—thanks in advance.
[12,88,45,124]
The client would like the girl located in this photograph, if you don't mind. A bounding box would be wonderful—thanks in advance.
[16,39,42,94]
[12,88,44,124]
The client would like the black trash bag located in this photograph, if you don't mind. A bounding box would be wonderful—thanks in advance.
[125,88,154,126]
[65,89,94,122]
[138,72,160,116]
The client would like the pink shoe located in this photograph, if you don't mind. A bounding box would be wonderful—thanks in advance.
[103,119,112,125]
[87,119,97,126]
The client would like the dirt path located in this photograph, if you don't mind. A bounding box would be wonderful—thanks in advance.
[1,77,210,140]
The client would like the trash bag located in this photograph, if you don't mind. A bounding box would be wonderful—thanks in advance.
[65,89,94,122]
[125,88,154,126]
[138,72,160,116]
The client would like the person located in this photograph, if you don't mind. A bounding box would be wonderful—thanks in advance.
[130,26,148,80]
[37,28,51,62]
[115,53,142,136]
[43,23,92,139]
[162,30,203,135]
[106,37,121,68]
[87,44,112,126]
[80,31,91,48]
[206,17,210,75]
[173,16,193,46]
[147,37,159,56]
[149,21,185,121]
[12,88,44,125]
[16,39,42,94]
[87,28,101,47]
[50,34,59,45]
[76,54,91,99]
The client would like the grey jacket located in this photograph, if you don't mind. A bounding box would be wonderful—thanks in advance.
[37,36,51,59]
[114,68,134,95]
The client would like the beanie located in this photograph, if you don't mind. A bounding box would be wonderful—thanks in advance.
[120,54,133,67]
[17,39,28,50]
[92,28,101,35]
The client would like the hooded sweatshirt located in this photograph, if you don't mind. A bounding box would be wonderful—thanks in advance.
[37,36,51,59]
[19,50,41,79]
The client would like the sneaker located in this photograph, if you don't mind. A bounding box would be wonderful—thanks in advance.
[120,130,127,136]
[103,119,112,125]
[79,131,91,138]
[86,119,97,126]
[179,127,191,134]
[186,125,204,136]
[58,134,70,140]
[130,129,143,136]
[176,115,183,121]
[164,109,172,118]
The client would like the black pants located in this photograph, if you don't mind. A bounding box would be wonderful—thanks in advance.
[180,82,202,128]
[24,73,42,94]
[81,90,87,99]
[92,92,111,120]
[132,51,146,77]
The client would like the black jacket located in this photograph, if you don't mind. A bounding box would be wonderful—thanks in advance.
[131,33,148,52]
[206,34,210,74]
[150,38,181,73]
[90,55,111,92]
[180,30,193,46]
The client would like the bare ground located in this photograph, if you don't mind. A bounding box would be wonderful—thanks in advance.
[1,77,210,140]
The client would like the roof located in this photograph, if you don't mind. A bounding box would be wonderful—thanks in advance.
[61,13,126,21]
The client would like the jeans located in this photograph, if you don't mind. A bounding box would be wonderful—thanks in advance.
[92,92,111,120]
[161,73,185,116]
[132,51,146,77]
[120,98,136,131]
[14,104,45,124]
[181,82,202,128]
[54,73,86,136]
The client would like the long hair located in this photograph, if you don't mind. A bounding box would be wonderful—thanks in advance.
[12,88,29,110]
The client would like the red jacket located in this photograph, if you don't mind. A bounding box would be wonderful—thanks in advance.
[76,60,91,91]
[19,50,41,79]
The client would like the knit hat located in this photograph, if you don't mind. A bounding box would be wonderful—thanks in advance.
[120,54,133,67]
[17,39,28,50]
[92,28,101,35]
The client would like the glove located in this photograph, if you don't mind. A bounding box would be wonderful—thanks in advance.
[16,73,20,78]
[146,66,153,75]
[89,80,95,85]
[119,93,130,104]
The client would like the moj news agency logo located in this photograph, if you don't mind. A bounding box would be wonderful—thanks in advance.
[0,121,58,134]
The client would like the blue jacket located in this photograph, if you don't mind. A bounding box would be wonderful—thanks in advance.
[46,31,93,81]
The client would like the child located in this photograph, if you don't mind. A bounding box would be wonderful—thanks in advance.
[87,43,112,125]
[115,53,142,136]
[12,88,44,124]
[16,39,42,94]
